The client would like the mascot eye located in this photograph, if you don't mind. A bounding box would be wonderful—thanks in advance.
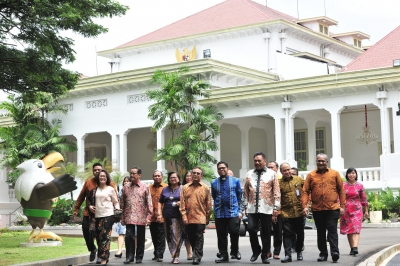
[37,162,43,168]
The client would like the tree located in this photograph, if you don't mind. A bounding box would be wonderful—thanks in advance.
[146,67,223,180]
[0,94,77,185]
[0,1,128,95]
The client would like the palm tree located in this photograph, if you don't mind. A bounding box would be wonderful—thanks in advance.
[147,66,223,176]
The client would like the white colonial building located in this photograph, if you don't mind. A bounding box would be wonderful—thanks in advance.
[1,0,400,227]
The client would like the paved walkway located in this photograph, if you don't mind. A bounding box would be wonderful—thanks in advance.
[8,223,400,266]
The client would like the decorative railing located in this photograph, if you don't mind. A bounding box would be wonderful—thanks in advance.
[299,167,382,190]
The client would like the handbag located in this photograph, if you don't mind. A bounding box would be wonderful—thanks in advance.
[114,209,123,223]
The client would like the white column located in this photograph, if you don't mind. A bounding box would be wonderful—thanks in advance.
[329,108,344,170]
[120,130,129,173]
[392,106,400,153]
[76,134,87,168]
[156,129,166,173]
[305,118,317,170]
[239,125,250,184]
[282,101,295,164]
[111,134,120,171]
[377,91,389,187]
[274,117,284,161]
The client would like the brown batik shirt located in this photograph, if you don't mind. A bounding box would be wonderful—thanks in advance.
[301,168,345,211]
[279,175,304,218]
[180,181,212,224]
[149,182,168,222]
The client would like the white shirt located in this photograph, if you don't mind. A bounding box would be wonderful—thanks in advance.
[95,186,120,218]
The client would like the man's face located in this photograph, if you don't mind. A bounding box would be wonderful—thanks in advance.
[217,164,228,178]
[191,168,203,183]
[93,165,102,177]
[130,168,141,184]
[267,162,278,173]
[153,171,162,185]
[280,164,292,180]
[316,155,328,171]
[254,155,266,170]
[290,169,298,176]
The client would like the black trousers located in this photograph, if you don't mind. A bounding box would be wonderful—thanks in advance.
[82,215,96,252]
[215,217,240,256]
[248,213,272,259]
[290,216,306,249]
[313,210,340,256]
[186,224,206,260]
[282,216,305,256]
[272,214,282,255]
[149,222,166,259]
[126,224,146,261]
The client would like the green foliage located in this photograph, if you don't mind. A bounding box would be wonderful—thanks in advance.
[0,94,77,186]
[297,159,308,171]
[47,199,85,225]
[147,67,224,176]
[1,0,128,96]
[111,170,129,191]
[366,191,387,212]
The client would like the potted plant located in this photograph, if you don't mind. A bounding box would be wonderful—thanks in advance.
[369,195,386,223]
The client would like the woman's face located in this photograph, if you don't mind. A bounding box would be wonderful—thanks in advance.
[185,172,192,183]
[347,170,357,182]
[169,173,179,185]
[99,172,107,184]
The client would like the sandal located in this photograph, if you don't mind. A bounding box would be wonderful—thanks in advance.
[187,257,192,260]
[173,258,180,264]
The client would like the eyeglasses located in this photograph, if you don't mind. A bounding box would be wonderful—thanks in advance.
[316,160,327,163]
[131,172,138,175]
[192,172,202,175]
[217,167,226,170]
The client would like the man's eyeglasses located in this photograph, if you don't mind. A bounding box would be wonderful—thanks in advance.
[316,160,327,163]
[192,172,202,175]
[131,172,138,175]
[217,167,226,170]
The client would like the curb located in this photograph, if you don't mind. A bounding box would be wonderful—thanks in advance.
[11,238,153,266]
[357,244,400,266]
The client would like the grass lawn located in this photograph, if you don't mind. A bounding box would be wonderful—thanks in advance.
[0,229,117,265]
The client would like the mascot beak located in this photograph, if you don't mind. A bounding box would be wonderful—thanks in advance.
[42,152,64,173]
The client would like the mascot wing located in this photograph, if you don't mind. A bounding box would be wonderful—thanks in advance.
[15,159,54,202]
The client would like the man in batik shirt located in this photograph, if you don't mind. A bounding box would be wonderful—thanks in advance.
[243,152,280,265]
[121,166,152,264]
[180,166,212,265]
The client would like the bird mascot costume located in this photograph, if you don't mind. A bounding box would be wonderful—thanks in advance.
[14,152,77,242]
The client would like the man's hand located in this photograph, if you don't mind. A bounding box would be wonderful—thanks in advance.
[146,218,151,225]
[272,210,278,223]
[339,208,344,216]
[72,211,78,218]
[303,207,309,217]
[183,218,188,225]
[238,213,243,220]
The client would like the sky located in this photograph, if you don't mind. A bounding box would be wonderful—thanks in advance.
[61,0,400,78]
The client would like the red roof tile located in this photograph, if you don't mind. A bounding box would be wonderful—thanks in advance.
[117,0,296,48]
[343,25,400,72]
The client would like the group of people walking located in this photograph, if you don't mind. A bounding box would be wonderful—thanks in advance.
[72,152,369,265]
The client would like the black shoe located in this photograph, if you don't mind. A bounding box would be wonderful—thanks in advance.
[291,248,296,253]
[231,251,241,260]
[157,258,163,262]
[317,255,327,262]
[250,251,261,262]
[192,258,200,265]
[353,247,358,255]
[90,249,97,262]
[96,258,102,264]
[152,257,157,261]
[215,256,229,263]
[297,252,303,261]
[262,258,270,264]
[124,258,134,264]
[115,253,123,258]
[349,248,355,255]
[216,252,222,258]
[332,253,339,262]
[136,259,142,264]
[281,256,292,263]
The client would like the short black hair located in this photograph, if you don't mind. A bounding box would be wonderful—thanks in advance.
[92,162,102,169]
[131,166,142,175]
[253,152,266,159]
[345,167,358,181]
[269,161,279,168]
[217,161,228,168]
[167,171,181,186]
